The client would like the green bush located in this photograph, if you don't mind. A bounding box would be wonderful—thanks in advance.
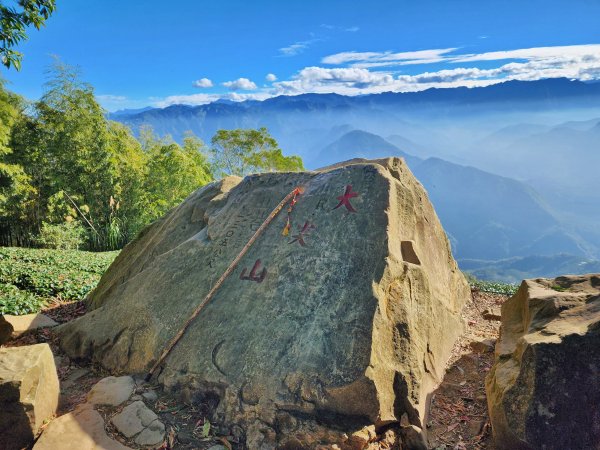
[464,272,519,295]
[0,247,118,315]
[0,283,47,315]
[34,221,86,250]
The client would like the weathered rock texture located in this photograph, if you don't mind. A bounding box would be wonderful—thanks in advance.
[0,343,60,450]
[0,314,14,344]
[3,313,58,336]
[33,404,132,450]
[58,158,469,448]
[486,274,600,450]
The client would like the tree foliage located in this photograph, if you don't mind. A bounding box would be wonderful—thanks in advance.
[0,0,56,70]
[0,63,304,251]
[211,127,304,177]
[142,128,213,222]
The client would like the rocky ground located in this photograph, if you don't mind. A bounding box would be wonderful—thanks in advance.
[3,288,507,449]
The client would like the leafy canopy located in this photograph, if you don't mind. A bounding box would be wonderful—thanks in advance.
[0,0,56,70]
[211,127,304,177]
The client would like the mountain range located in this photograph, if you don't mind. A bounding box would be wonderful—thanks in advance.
[110,79,600,282]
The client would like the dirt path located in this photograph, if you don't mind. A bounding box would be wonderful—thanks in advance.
[427,290,507,449]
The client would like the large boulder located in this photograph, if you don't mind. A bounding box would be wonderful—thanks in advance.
[58,158,469,447]
[0,343,60,450]
[486,274,600,449]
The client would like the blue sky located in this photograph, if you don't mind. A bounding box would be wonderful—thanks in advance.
[2,0,600,111]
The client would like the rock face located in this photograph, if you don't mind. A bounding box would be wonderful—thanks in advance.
[486,274,600,450]
[0,343,60,450]
[0,314,14,344]
[58,158,469,447]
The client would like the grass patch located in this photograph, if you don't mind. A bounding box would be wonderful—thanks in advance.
[0,247,118,315]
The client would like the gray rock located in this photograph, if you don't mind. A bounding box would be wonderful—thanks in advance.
[134,418,165,446]
[59,158,470,447]
[486,274,600,449]
[34,404,131,450]
[87,376,134,406]
[0,343,59,450]
[111,400,158,437]
[142,389,158,402]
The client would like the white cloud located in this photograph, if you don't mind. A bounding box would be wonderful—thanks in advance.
[453,44,600,63]
[222,77,257,91]
[346,26,359,32]
[153,43,600,106]
[322,48,459,67]
[266,73,277,82]
[279,38,321,56]
[192,78,213,88]
[154,91,270,107]
[273,51,600,96]
[155,93,222,107]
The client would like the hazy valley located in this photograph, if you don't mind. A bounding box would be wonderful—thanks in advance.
[111,78,600,282]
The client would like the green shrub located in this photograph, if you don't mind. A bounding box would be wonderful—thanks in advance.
[0,283,47,315]
[0,247,118,314]
[34,221,86,250]
[464,272,519,295]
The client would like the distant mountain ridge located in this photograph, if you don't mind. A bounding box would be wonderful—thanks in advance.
[317,130,593,263]
[108,78,600,281]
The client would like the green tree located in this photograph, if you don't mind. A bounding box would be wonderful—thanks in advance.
[1,0,56,70]
[7,61,154,249]
[210,127,304,177]
[0,78,33,222]
[143,128,213,222]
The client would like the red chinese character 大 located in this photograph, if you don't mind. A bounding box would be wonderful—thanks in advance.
[333,185,359,213]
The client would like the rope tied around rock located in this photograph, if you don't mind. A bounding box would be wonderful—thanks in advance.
[145,186,304,381]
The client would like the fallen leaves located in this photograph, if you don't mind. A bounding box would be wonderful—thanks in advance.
[427,290,508,449]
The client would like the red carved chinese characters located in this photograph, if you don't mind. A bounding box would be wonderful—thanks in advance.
[333,185,359,213]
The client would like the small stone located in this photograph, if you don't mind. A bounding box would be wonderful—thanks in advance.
[142,389,158,402]
[0,315,14,344]
[469,339,495,353]
[111,400,158,438]
[3,313,58,335]
[134,419,165,446]
[207,446,227,450]
[87,376,135,406]
[0,343,59,450]
[34,404,132,450]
